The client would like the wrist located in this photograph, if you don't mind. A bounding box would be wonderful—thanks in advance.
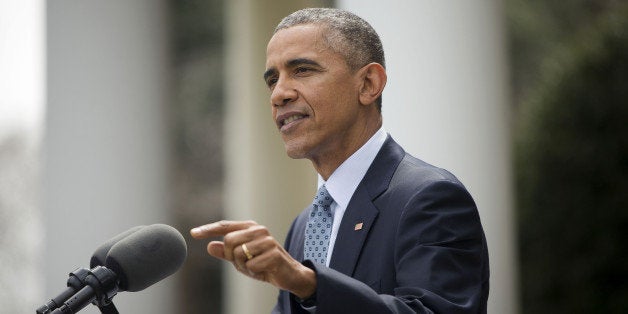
[291,263,317,300]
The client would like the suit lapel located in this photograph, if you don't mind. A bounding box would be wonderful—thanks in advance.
[289,210,309,262]
[329,187,378,275]
[329,136,405,276]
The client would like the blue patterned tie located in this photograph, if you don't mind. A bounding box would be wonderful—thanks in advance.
[304,185,334,265]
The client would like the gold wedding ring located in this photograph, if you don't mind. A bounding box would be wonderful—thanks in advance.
[242,243,253,260]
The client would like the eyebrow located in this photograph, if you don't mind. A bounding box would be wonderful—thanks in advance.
[263,58,322,82]
[287,58,321,68]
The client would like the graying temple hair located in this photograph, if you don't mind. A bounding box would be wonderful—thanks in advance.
[274,8,386,110]
[274,8,386,71]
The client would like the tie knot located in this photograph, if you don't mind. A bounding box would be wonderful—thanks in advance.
[312,185,334,208]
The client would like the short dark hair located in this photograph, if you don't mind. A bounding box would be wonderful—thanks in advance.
[275,8,386,110]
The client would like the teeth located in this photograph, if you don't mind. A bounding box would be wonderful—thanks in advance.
[283,115,304,125]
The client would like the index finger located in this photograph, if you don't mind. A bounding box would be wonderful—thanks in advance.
[190,220,258,239]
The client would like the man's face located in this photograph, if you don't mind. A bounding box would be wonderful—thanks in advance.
[264,24,364,162]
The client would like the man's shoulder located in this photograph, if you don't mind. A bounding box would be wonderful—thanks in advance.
[363,136,464,191]
[398,153,461,183]
[376,145,469,202]
[376,138,461,184]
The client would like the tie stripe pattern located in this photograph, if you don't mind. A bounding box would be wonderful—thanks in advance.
[304,185,334,265]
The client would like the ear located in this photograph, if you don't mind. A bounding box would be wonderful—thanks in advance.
[358,63,387,106]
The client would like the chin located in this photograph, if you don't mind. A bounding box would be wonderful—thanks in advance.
[283,141,310,160]
[284,147,307,160]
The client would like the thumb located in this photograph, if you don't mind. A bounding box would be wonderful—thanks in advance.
[207,241,228,260]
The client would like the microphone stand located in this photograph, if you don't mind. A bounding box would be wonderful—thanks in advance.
[49,266,120,314]
[96,303,119,314]
[37,268,90,314]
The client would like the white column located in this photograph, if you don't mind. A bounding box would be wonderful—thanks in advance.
[224,1,327,313]
[338,1,518,313]
[0,0,45,311]
[45,1,173,313]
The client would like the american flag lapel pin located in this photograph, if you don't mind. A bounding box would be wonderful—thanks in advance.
[354,222,364,231]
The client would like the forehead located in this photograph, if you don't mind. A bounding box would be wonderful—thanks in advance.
[265,24,337,68]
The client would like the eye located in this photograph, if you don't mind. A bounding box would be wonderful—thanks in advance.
[294,67,312,75]
[266,77,278,89]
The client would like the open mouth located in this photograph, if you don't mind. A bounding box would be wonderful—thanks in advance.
[282,114,307,126]
[276,111,310,132]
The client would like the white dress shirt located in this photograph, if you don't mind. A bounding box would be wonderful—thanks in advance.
[316,127,388,267]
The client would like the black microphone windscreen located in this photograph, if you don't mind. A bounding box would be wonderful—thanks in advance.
[105,224,187,292]
[90,226,145,268]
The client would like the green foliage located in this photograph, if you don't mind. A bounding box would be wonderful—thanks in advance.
[506,0,617,100]
[515,6,628,313]
[169,1,225,313]
[170,0,224,60]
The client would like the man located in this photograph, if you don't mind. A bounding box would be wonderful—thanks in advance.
[191,8,489,313]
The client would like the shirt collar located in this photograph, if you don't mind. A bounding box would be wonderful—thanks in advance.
[318,127,388,208]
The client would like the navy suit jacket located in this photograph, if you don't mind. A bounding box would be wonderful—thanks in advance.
[272,136,489,313]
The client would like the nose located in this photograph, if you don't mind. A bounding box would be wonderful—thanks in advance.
[270,78,297,107]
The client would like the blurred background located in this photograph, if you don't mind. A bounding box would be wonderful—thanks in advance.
[1,0,626,313]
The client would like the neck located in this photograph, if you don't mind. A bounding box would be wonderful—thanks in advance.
[311,117,382,180]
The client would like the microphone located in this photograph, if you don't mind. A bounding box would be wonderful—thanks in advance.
[38,224,187,314]
[90,225,145,268]
[37,226,145,314]
[105,223,187,292]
